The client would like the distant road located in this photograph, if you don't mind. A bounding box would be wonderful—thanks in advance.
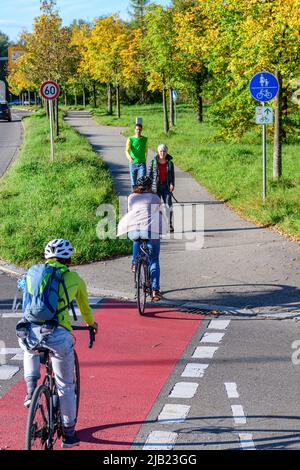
[0,109,28,177]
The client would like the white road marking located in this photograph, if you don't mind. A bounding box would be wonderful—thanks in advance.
[1,312,22,318]
[192,346,218,358]
[231,405,247,425]
[239,433,256,450]
[158,404,190,422]
[143,431,177,450]
[200,332,224,343]
[208,320,231,330]
[181,363,209,378]
[0,365,20,380]
[169,382,198,399]
[11,352,24,361]
[0,348,22,355]
[225,382,239,398]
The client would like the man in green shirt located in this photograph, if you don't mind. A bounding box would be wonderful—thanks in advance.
[126,123,148,190]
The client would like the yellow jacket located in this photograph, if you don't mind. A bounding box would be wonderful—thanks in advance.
[46,259,94,331]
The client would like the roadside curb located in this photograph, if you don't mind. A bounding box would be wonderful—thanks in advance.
[0,260,25,277]
[1,261,299,319]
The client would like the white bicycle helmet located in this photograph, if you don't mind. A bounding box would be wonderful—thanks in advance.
[44,239,74,260]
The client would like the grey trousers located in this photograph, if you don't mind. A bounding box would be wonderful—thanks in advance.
[19,326,76,428]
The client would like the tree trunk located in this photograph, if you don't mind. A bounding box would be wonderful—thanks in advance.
[273,69,282,179]
[162,87,169,134]
[107,83,113,115]
[169,88,175,127]
[83,87,86,108]
[196,75,203,123]
[74,93,77,106]
[93,82,97,108]
[45,99,49,118]
[64,90,67,106]
[116,85,120,118]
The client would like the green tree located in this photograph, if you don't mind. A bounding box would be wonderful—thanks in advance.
[143,5,177,133]
[129,0,150,29]
[204,0,300,179]
[0,31,10,84]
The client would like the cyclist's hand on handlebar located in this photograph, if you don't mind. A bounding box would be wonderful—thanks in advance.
[89,321,98,334]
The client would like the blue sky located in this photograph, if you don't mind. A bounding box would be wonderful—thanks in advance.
[0,0,170,42]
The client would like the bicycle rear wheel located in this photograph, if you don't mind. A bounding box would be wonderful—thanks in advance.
[137,260,147,315]
[25,384,51,450]
[74,350,80,418]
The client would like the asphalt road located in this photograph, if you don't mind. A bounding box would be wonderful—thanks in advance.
[0,108,28,177]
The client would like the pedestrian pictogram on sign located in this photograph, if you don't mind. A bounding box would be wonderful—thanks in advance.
[249,72,279,102]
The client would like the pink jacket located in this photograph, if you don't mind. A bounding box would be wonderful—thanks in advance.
[117,192,167,237]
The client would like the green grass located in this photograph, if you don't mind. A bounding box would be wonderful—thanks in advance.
[90,102,300,241]
[0,111,131,267]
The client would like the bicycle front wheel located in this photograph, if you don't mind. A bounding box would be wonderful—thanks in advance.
[137,260,147,315]
[25,384,51,450]
[74,350,80,418]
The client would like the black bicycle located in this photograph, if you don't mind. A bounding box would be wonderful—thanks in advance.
[134,239,152,315]
[25,325,95,450]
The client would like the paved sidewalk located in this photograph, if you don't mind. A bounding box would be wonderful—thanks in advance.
[67,112,300,313]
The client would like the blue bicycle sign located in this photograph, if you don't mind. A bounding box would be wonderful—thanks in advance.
[249,72,279,102]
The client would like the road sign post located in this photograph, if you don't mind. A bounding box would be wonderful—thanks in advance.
[40,81,60,163]
[249,72,279,204]
[172,90,177,125]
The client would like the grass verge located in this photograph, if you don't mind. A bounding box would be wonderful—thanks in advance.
[90,103,300,242]
[0,111,131,267]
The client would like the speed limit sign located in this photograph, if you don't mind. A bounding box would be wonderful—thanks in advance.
[40,80,60,100]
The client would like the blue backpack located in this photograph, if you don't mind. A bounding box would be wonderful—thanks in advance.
[22,264,75,324]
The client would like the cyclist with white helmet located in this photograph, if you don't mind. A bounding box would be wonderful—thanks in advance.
[17,239,98,448]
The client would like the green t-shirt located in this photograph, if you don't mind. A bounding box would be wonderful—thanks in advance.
[127,136,148,164]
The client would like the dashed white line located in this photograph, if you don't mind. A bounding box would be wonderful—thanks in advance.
[143,431,177,450]
[192,346,218,358]
[181,363,209,378]
[208,320,231,330]
[239,433,256,450]
[158,404,190,422]
[200,332,224,343]
[225,382,239,399]
[231,405,247,425]
[169,382,199,399]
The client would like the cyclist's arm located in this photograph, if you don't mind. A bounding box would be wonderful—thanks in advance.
[75,276,95,328]
[126,138,133,162]
[145,141,148,160]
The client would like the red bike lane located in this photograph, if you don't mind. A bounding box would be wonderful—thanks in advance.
[0,300,203,450]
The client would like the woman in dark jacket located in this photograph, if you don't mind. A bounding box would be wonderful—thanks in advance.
[149,144,175,232]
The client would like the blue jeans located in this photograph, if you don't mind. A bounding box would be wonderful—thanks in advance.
[128,230,161,291]
[129,163,146,189]
[19,326,76,428]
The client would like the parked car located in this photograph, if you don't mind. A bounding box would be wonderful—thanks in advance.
[0,101,12,122]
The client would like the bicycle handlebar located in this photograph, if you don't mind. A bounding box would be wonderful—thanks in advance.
[72,325,96,349]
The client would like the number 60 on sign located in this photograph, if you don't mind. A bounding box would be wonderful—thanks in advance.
[40,81,60,100]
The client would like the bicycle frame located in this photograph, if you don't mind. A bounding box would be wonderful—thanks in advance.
[40,350,62,448]
[135,240,151,292]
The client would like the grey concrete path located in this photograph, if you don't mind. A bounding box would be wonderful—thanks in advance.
[66,111,300,313]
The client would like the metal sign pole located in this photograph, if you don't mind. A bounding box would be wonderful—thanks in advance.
[49,100,55,162]
[174,100,176,125]
[262,102,266,204]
